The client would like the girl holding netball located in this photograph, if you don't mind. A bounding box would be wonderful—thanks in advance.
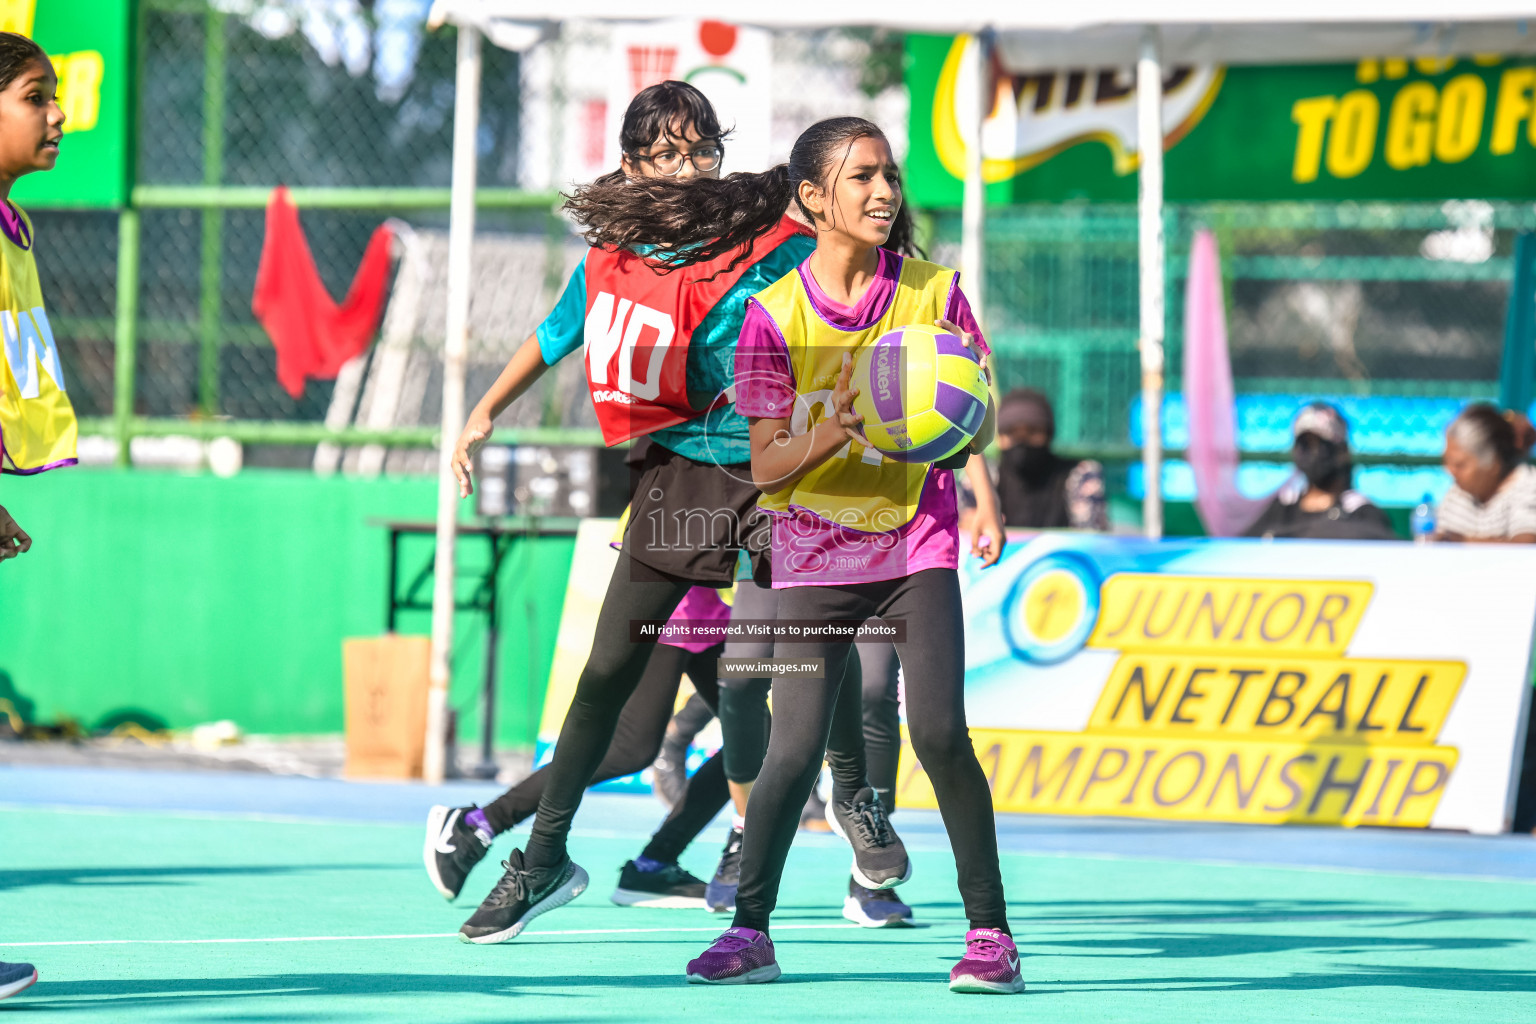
[572,116,1021,993]
[442,84,907,943]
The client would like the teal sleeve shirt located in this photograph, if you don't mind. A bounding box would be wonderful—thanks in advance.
[533,234,816,464]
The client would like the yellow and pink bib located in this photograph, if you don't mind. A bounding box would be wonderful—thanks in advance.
[748,257,956,534]
[0,203,77,474]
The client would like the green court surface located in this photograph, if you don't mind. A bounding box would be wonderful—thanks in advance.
[2,774,1534,1022]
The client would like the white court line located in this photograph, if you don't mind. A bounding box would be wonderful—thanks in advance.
[0,802,666,842]
[5,804,1531,887]
[4,923,860,948]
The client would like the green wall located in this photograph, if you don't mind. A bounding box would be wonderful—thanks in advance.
[0,469,574,747]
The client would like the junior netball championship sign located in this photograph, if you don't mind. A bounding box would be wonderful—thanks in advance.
[898,536,1536,835]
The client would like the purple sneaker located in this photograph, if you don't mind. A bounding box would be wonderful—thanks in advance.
[685,927,781,985]
[948,928,1026,994]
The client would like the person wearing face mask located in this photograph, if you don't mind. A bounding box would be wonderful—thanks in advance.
[1243,403,1395,541]
[994,389,1108,531]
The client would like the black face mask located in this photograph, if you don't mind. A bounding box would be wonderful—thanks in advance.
[1002,443,1054,482]
[1293,438,1349,489]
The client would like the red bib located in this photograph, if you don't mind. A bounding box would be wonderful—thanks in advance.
[582,216,808,446]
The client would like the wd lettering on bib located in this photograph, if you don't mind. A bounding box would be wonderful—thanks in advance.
[2,307,65,400]
[580,217,810,446]
[584,293,676,402]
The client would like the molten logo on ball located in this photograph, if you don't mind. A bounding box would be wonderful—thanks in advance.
[850,324,989,464]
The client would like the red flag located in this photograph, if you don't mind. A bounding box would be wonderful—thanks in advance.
[252,187,394,398]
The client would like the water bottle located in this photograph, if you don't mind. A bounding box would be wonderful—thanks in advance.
[1410,494,1436,544]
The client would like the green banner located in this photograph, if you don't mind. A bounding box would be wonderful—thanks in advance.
[8,0,134,209]
[907,33,1536,206]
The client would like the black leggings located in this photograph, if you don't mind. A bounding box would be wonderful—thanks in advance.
[719,577,901,802]
[732,569,1008,935]
[521,550,871,869]
[484,630,729,865]
[718,579,776,785]
[858,638,902,809]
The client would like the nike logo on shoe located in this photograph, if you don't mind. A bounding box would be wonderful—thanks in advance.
[433,809,462,854]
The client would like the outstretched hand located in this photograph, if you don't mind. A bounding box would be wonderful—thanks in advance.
[830,352,866,444]
[452,413,494,499]
[938,317,989,384]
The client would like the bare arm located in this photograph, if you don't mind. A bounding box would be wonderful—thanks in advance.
[965,453,1005,567]
[451,332,550,498]
[747,353,864,493]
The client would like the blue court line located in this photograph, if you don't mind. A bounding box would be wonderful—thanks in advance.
[3,763,1532,882]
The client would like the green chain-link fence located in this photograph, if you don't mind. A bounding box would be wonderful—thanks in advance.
[30,1,1536,496]
[932,201,1534,512]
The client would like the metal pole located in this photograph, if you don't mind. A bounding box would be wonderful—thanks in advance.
[112,208,141,467]
[959,29,991,325]
[423,23,482,785]
[1137,27,1166,540]
[198,6,227,418]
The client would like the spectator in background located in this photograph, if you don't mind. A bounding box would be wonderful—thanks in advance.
[1437,403,1536,543]
[994,388,1108,531]
[1244,402,1395,541]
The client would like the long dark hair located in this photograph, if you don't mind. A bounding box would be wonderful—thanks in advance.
[587,80,729,190]
[565,116,922,269]
[0,33,47,92]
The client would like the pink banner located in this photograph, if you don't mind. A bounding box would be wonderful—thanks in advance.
[1183,229,1264,536]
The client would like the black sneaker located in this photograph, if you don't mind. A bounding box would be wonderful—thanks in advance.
[0,961,37,1001]
[424,804,492,901]
[610,860,708,908]
[706,826,743,913]
[843,876,915,928]
[458,849,589,944]
[825,786,911,890]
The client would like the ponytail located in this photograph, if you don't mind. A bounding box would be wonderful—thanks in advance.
[564,116,924,271]
[565,165,795,273]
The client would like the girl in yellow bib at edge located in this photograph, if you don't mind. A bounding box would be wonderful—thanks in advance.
[0,31,73,563]
[0,29,72,1008]
[568,115,1023,994]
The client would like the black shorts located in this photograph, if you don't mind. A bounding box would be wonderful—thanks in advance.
[623,441,771,586]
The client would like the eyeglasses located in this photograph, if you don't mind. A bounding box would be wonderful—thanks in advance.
[629,142,723,176]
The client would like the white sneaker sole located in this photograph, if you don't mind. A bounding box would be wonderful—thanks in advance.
[826,803,912,891]
[686,963,782,985]
[458,863,590,945]
[423,805,458,900]
[609,887,707,909]
[949,973,1026,994]
[850,859,912,891]
[0,969,37,1001]
[842,895,914,928]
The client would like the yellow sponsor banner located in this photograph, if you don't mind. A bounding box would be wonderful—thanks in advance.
[1087,575,1374,656]
[1089,653,1465,744]
[898,728,1458,828]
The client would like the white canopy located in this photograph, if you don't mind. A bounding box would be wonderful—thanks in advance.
[429,1,1536,62]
